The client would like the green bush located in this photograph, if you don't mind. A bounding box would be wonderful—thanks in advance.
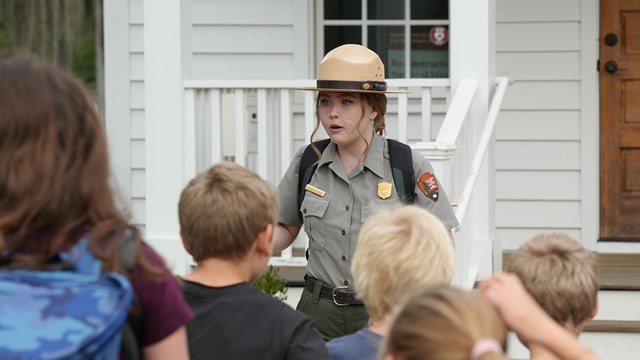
[253,265,288,301]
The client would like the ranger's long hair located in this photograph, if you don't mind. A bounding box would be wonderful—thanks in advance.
[0,56,162,279]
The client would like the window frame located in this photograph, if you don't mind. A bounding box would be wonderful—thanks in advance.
[315,0,450,79]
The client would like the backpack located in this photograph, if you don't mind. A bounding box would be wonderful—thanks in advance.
[0,234,134,360]
[297,138,416,211]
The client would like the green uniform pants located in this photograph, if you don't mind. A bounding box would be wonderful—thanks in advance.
[296,284,369,340]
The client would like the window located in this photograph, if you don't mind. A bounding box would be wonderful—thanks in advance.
[321,0,449,78]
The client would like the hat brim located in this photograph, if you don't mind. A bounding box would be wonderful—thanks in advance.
[294,87,410,94]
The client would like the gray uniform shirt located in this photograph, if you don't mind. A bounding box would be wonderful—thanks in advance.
[277,133,459,288]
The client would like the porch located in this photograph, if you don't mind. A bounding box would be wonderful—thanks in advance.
[176,76,512,288]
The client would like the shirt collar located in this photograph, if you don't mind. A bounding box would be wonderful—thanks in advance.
[317,133,385,178]
[363,133,385,178]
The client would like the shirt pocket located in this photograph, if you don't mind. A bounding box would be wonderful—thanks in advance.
[300,195,330,250]
[361,199,402,223]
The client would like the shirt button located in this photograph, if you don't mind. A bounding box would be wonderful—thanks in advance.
[341,255,346,261]
[343,280,349,286]
[341,230,346,236]
[345,205,350,211]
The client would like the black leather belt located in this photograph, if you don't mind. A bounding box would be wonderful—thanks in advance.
[304,276,363,306]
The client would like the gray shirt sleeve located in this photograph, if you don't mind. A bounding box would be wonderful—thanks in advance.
[277,146,306,227]
[411,150,460,230]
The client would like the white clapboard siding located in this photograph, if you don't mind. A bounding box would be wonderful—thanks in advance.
[129,0,145,223]
[496,201,581,228]
[120,0,310,229]
[131,169,145,198]
[131,110,145,139]
[130,81,145,109]
[127,0,145,227]
[494,0,593,246]
[129,25,144,52]
[496,52,580,81]
[130,140,145,172]
[131,198,146,230]
[495,141,581,170]
[496,22,580,52]
[130,53,144,80]
[130,0,143,23]
[193,54,295,79]
[192,26,294,53]
[497,228,582,250]
[495,171,581,200]
[190,0,294,25]
[496,0,580,22]
[501,81,580,110]
[188,0,307,80]
[496,110,580,140]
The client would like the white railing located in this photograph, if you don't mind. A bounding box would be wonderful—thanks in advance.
[182,78,451,260]
[182,79,451,182]
[412,77,512,288]
[181,77,511,283]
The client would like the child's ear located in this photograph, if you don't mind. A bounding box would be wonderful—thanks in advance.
[255,224,274,257]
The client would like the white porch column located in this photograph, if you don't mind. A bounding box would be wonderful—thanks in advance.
[144,0,190,274]
[450,0,496,281]
[103,0,130,209]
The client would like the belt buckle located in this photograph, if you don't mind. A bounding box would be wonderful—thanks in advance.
[332,285,349,306]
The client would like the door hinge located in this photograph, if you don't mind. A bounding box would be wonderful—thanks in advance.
[597,59,600,72]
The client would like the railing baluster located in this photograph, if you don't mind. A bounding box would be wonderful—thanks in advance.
[257,89,268,180]
[398,93,408,143]
[210,89,222,165]
[183,88,197,183]
[234,89,245,166]
[279,89,292,260]
[280,89,292,179]
[422,87,432,142]
[305,91,315,143]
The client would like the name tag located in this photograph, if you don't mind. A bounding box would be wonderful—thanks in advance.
[305,184,326,197]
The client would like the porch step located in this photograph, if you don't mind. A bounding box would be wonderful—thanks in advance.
[273,248,306,286]
[277,251,640,289]
[503,251,640,290]
[507,330,640,359]
[584,320,640,333]
[503,251,640,358]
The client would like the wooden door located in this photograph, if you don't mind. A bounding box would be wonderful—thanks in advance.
[600,0,640,241]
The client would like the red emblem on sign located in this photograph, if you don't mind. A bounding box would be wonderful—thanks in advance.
[417,172,439,202]
[429,26,448,46]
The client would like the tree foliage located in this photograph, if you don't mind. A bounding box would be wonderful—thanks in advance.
[0,0,99,88]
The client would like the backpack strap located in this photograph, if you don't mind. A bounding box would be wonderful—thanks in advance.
[120,230,143,360]
[297,138,331,212]
[387,139,415,204]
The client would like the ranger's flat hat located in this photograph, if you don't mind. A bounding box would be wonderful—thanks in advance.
[299,44,407,93]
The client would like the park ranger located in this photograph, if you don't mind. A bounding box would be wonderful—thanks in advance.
[273,44,458,340]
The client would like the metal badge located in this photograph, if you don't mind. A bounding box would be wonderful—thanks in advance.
[378,182,392,199]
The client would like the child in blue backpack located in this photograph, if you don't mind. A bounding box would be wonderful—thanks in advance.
[0,56,192,359]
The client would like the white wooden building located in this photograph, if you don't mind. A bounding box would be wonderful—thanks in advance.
[103,0,640,358]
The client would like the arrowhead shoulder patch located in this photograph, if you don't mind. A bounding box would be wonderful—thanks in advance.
[417,172,439,202]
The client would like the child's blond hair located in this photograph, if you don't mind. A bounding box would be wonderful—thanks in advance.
[353,205,454,322]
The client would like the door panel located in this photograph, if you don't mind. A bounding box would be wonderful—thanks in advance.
[600,0,640,240]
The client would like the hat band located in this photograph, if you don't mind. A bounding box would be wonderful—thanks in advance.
[317,80,387,92]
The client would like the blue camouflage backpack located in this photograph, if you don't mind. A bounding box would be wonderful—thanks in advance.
[0,234,134,359]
